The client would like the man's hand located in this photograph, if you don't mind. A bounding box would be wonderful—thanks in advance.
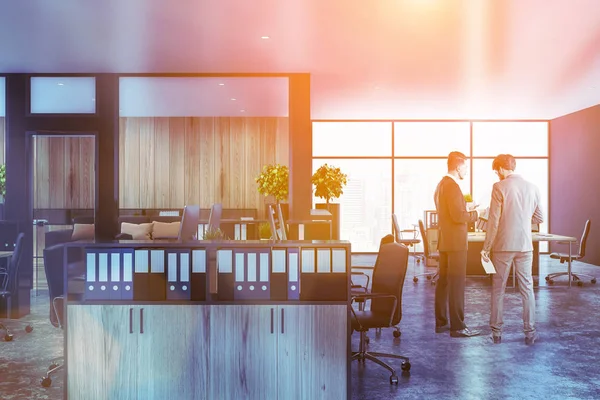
[468,203,479,212]
[481,250,490,263]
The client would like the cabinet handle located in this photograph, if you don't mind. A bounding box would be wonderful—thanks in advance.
[129,308,133,334]
[281,308,285,334]
[140,308,144,334]
[270,308,274,334]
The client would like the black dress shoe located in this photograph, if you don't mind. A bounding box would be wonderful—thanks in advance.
[435,324,450,333]
[450,327,482,337]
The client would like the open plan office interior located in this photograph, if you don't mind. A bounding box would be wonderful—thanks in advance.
[1,1,600,399]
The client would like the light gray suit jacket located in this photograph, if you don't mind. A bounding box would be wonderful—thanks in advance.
[483,174,544,252]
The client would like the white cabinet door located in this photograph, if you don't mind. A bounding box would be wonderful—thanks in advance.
[278,305,348,400]
[67,305,138,400]
[136,305,210,400]
[208,305,279,400]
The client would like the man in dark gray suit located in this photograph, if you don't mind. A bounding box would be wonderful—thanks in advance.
[481,154,544,345]
[434,151,480,337]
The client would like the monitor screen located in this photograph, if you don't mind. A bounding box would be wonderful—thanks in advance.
[178,205,200,242]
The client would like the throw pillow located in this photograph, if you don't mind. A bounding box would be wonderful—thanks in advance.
[71,224,95,241]
[120,222,153,240]
[152,221,180,239]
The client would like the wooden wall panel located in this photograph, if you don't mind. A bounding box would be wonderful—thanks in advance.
[120,118,140,208]
[153,118,171,208]
[184,118,201,206]
[169,118,185,207]
[138,118,156,208]
[33,136,94,209]
[80,137,95,208]
[119,117,289,217]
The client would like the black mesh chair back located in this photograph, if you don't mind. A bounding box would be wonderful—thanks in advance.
[578,220,591,258]
[418,219,430,257]
[370,238,409,327]
[3,233,25,294]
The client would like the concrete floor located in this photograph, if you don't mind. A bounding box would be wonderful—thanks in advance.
[1,255,599,400]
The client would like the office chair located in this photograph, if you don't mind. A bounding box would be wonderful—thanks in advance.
[0,233,33,341]
[546,220,596,286]
[350,234,396,315]
[351,240,411,384]
[417,219,439,285]
[391,214,422,261]
[41,243,85,387]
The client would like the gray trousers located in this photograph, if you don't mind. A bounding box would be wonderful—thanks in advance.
[490,251,536,337]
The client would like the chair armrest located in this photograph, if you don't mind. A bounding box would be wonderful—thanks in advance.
[0,270,7,291]
[350,293,398,329]
[351,265,374,271]
[351,271,370,292]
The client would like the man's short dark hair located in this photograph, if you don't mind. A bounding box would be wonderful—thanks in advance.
[447,151,468,171]
[492,154,516,171]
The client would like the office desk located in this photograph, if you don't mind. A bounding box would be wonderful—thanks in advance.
[466,232,578,286]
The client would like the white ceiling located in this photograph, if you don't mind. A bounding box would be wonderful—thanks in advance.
[0,0,599,119]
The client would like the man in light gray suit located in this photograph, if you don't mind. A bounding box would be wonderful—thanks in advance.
[481,154,544,345]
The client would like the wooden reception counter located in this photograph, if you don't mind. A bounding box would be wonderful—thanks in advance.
[63,240,351,400]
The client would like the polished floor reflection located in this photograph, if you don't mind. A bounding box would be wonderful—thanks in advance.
[1,255,599,399]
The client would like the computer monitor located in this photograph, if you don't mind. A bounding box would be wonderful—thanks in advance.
[208,203,222,232]
[178,205,200,242]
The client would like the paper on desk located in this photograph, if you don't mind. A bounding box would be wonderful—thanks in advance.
[481,256,496,274]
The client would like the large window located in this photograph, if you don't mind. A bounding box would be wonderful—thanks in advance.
[312,159,392,253]
[313,120,549,252]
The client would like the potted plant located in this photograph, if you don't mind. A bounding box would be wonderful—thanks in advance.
[258,222,272,240]
[463,193,475,210]
[202,227,227,240]
[312,163,347,240]
[256,163,289,219]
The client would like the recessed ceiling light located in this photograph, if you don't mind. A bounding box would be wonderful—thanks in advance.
[58,83,64,86]
[240,109,246,112]
[231,98,237,101]
[261,36,270,39]
[218,83,225,86]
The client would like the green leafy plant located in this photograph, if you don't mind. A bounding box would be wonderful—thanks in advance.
[464,193,473,203]
[202,227,228,240]
[258,222,272,239]
[311,164,348,204]
[0,164,5,197]
[255,164,289,202]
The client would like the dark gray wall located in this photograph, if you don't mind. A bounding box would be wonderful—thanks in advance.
[550,104,600,265]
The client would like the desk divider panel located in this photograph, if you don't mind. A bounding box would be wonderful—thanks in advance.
[85,248,134,301]
[233,248,271,300]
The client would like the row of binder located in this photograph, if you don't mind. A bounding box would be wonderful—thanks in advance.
[84,247,348,301]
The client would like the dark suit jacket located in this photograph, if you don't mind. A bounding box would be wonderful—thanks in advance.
[434,176,478,252]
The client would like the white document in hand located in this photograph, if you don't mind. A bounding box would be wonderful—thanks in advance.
[481,256,496,274]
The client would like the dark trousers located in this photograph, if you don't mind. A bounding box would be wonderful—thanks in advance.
[435,250,467,331]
